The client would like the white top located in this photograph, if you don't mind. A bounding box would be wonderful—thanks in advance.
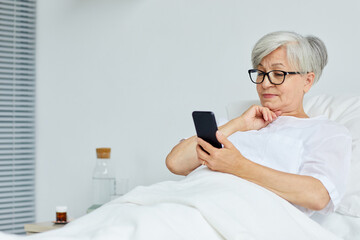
[222,115,352,216]
[56,206,67,212]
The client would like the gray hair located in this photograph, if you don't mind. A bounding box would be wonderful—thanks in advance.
[251,31,328,84]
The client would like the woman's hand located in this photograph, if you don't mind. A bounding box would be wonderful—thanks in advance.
[196,131,248,175]
[240,105,281,131]
[219,105,281,136]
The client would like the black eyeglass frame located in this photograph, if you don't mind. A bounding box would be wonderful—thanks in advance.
[248,69,305,85]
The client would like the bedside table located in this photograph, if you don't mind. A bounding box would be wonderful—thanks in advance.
[24,222,66,235]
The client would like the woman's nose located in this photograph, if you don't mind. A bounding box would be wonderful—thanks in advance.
[260,75,273,88]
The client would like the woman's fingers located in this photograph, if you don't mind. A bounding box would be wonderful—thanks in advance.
[197,137,214,156]
[196,139,217,167]
[242,105,280,131]
[267,108,272,121]
[260,107,271,121]
[271,111,277,120]
[196,144,209,159]
[260,107,267,121]
[216,131,233,149]
[260,106,279,122]
[195,144,208,165]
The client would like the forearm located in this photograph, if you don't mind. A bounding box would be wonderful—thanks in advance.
[236,159,330,211]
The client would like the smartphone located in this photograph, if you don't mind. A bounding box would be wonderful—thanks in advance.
[192,111,222,149]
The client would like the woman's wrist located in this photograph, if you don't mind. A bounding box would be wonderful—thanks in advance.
[219,117,248,136]
[226,154,254,179]
[219,122,236,137]
[224,116,247,133]
[236,117,248,132]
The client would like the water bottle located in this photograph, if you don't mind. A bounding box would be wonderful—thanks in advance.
[92,148,116,206]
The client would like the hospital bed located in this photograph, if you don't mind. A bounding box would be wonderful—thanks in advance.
[0,94,359,240]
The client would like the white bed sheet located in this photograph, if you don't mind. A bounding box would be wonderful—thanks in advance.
[311,212,360,240]
[0,166,341,240]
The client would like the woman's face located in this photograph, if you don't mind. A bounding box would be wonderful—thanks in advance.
[256,46,314,117]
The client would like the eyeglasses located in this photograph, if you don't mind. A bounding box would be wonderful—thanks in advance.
[248,69,304,85]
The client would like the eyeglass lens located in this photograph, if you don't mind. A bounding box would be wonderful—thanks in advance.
[250,70,285,84]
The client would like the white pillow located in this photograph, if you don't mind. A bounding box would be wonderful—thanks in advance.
[226,94,360,217]
[304,95,360,217]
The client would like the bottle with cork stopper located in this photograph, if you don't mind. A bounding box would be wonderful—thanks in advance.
[92,148,116,206]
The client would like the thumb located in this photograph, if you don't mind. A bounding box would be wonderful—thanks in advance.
[216,131,233,149]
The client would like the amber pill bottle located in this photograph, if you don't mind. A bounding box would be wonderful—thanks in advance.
[56,206,67,222]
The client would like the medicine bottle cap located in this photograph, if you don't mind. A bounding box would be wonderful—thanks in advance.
[56,206,67,212]
[96,148,111,159]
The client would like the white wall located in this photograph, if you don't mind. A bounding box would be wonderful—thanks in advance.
[36,0,360,221]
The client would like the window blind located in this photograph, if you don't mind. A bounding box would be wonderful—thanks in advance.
[0,0,36,234]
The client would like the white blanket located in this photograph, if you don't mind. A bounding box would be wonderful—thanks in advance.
[1,167,340,240]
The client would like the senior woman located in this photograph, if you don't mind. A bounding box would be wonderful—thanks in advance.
[166,31,352,216]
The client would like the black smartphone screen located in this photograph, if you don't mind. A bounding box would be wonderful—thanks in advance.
[192,111,222,149]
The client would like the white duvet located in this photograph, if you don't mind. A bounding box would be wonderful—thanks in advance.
[1,166,340,240]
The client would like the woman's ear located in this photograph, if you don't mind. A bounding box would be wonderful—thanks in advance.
[304,72,315,93]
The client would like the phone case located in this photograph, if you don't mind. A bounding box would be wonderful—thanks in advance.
[192,111,222,148]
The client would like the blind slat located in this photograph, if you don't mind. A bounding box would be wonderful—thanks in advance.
[0,47,35,54]
[0,58,35,65]
[0,214,34,224]
[0,160,34,166]
[0,53,35,60]
[0,9,35,19]
[0,168,34,175]
[0,21,35,29]
[0,194,34,200]
[0,148,34,153]
[0,62,34,68]
[0,0,35,6]
[0,123,35,129]
[0,179,34,187]
[0,42,35,49]
[0,201,34,209]
[0,192,34,199]
[0,164,34,170]
[0,154,34,161]
[0,195,33,203]
[0,206,34,214]
[1,4,36,12]
[0,0,36,8]
[0,15,35,24]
